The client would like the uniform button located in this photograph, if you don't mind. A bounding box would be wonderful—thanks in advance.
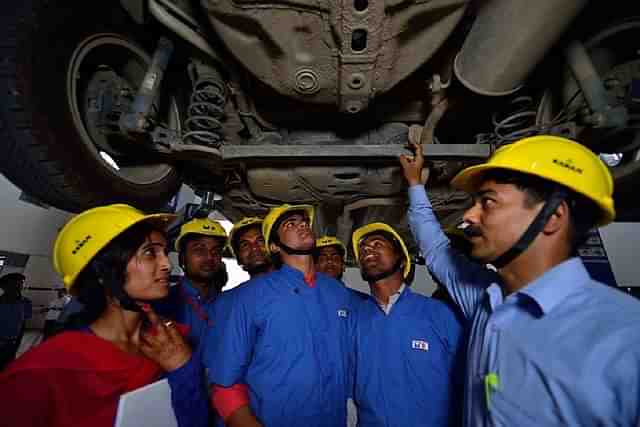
[294,289,300,294]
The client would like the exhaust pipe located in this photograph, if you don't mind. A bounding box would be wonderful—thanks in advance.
[454,0,588,96]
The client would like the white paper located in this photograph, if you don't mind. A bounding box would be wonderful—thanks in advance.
[115,379,178,427]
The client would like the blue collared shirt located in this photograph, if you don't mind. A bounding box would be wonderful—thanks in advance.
[154,277,217,349]
[205,265,354,427]
[352,286,463,427]
[408,185,640,426]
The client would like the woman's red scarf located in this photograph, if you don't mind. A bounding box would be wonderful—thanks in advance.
[0,329,179,427]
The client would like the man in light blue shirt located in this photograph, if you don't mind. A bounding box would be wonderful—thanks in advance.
[400,134,640,426]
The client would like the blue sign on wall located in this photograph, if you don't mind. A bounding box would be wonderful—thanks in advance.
[578,229,617,287]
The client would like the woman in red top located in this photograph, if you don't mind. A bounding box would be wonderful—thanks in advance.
[0,204,209,427]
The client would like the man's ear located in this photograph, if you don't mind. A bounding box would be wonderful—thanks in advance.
[543,200,569,235]
[269,242,280,255]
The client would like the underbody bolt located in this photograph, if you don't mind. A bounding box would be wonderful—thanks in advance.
[295,69,320,94]
[346,101,363,113]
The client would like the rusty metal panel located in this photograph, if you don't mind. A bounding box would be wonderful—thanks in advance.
[203,0,468,112]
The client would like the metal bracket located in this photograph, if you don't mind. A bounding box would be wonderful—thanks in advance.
[190,191,219,218]
[220,144,491,162]
[429,74,451,93]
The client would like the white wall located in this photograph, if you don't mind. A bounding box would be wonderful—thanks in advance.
[600,223,640,287]
[0,174,73,327]
[0,174,70,291]
[0,175,71,257]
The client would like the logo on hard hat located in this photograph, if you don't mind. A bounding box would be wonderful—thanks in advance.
[72,235,92,255]
[552,158,583,174]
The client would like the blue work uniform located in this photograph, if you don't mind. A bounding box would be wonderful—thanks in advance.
[344,282,369,304]
[154,277,219,424]
[408,184,640,426]
[165,353,210,427]
[206,265,354,427]
[352,286,463,427]
[154,277,216,349]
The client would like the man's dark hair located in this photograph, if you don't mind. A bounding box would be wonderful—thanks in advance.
[270,252,284,270]
[0,273,25,291]
[482,169,601,252]
[67,222,162,326]
[0,273,26,301]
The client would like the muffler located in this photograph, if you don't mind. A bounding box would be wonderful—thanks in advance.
[454,0,588,96]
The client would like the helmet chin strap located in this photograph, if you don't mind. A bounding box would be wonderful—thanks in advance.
[361,257,403,284]
[490,187,567,269]
[275,240,315,256]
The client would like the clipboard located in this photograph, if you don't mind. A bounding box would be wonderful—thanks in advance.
[115,379,178,427]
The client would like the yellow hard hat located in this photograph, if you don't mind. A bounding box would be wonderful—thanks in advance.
[53,204,176,290]
[262,204,315,254]
[352,223,412,279]
[175,218,228,252]
[316,236,347,258]
[451,135,615,226]
[229,217,263,257]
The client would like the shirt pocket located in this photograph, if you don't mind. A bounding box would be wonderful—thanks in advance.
[489,389,546,427]
[491,330,563,426]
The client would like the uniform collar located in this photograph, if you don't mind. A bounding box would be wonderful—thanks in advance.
[517,257,590,315]
[180,277,217,302]
[374,283,409,315]
[280,264,317,288]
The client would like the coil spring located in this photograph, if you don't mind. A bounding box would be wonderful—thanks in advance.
[184,73,226,147]
[476,92,585,147]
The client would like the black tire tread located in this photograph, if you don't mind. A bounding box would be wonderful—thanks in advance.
[0,0,181,212]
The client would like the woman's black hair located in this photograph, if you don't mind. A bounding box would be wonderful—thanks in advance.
[65,222,164,328]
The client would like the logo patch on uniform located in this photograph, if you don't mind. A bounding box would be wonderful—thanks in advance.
[412,340,429,351]
[337,309,348,318]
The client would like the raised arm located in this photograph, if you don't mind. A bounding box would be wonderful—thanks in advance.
[400,139,499,320]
